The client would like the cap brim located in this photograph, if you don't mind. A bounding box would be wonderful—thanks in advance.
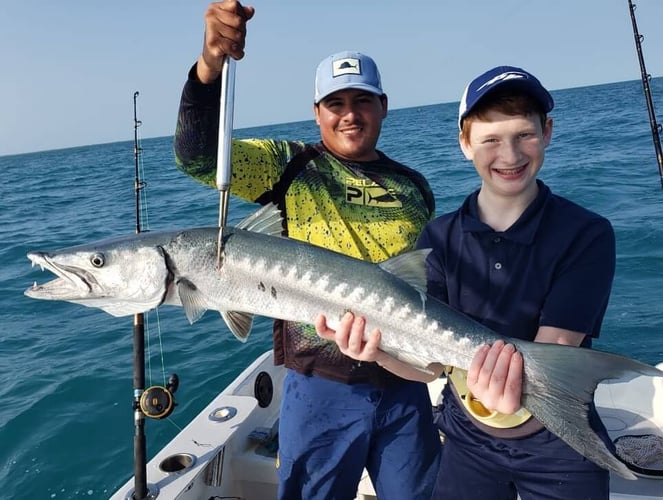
[315,83,383,103]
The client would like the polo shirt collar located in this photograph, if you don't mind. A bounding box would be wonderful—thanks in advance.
[460,180,551,245]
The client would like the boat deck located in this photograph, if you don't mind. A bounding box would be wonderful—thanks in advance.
[111,352,663,500]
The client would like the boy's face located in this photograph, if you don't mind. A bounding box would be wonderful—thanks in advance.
[459,110,553,197]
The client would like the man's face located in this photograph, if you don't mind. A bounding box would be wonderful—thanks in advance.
[314,89,387,162]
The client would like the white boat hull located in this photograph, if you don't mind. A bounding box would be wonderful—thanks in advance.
[111,351,663,500]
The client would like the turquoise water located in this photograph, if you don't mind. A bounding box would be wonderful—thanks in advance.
[1,77,663,499]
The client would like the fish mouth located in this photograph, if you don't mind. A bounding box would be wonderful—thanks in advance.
[25,252,96,300]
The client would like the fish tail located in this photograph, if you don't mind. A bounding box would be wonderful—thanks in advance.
[518,341,663,480]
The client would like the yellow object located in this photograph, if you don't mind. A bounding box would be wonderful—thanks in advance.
[446,367,532,428]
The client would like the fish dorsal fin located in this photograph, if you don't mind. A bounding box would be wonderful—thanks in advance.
[177,277,208,324]
[378,248,431,298]
[221,311,254,343]
[235,203,285,236]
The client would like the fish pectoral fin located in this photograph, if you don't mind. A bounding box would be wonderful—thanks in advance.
[177,278,208,324]
[221,311,254,343]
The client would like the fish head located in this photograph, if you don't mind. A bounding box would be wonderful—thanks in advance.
[25,236,169,317]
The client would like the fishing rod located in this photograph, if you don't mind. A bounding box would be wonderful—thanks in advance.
[129,92,178,500]
[627,0,663,189]
[131,90,149,500]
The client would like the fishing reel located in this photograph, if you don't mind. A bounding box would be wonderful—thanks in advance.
[137,373,179,419]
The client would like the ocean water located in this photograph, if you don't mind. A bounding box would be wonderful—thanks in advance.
[1,77,663,499]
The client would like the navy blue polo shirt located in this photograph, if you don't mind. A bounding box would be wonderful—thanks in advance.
[417,180,615,347]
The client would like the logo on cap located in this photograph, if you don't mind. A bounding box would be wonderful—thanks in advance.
[476,71,528,92]
[332,58,361,77]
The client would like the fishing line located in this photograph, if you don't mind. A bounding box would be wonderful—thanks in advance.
[164,417,185,433]
[153,309,169,388]
[143,309,168,389]
[132,93,171,392]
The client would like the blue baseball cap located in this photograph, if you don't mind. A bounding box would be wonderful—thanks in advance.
[458,66,554,129]
[314,51,383,104]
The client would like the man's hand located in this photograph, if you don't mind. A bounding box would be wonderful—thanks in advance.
[197,1,255,83]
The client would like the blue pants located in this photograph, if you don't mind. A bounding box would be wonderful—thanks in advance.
[277,369,441,500]
[432,391,610,500]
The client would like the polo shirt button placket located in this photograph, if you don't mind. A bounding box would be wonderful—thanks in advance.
[491,235,503,271]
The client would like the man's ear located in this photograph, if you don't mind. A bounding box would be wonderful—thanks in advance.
[313,103,321,126]
[380,94,388,118]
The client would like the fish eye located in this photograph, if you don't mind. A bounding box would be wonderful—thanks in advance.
[90,253,105,268]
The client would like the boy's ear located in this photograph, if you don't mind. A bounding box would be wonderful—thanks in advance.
[459,132,474,160]
[543,117,553,147]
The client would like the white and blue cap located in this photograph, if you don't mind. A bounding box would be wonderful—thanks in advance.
[458,66,554,129]
[314,51,383,104]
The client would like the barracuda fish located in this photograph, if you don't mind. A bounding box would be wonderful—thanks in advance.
[25,204,662,479]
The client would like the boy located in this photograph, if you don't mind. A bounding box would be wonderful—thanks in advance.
[318,66,616,499]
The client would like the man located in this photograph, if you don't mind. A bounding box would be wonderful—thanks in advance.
[318,66,616,499]
[173,2,440,499]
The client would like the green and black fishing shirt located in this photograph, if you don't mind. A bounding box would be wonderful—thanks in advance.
[174,65,435,384]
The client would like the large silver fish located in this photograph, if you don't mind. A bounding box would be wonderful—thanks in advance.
[25,204,662,479]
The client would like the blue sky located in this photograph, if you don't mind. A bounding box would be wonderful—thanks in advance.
[2,0,662,156]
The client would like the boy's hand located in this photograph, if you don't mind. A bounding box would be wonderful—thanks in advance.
[466,340,523,415]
